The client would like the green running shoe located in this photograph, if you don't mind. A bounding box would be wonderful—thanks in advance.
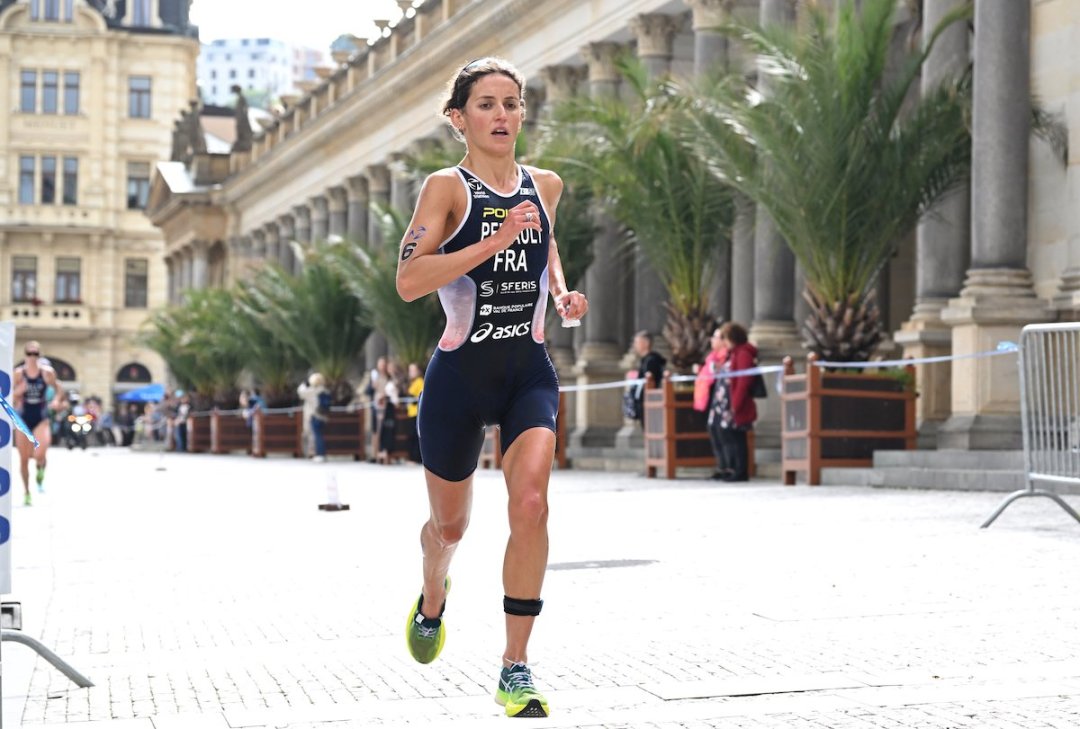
[495,662,549,718]
[36,465,45,493]
[405,577,450,664]
[23,492,31,507]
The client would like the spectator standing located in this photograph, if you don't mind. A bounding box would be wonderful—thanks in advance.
[173,391,190,453]
[711,322,758,482]
[405,362,425,463]
[694,327,730,479]
[298,373,330,461]
[377,361,403,463]
[626,331,666,422]
[364,357,389,457]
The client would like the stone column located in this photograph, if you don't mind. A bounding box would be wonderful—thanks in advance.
[524,85,545,136]
[327,185,348,239]
[277,214,296,272]
[685,0,728,76]
[538,64,585,436]
[688,0,739,327]
[571,42,629,450]
[940,1,1053,450]
[365,164,392,369]
[895,0,972,444]
[264,221,281,264]
[722,5,754,331]
[191,240,209,289]
[614,16,682,450]
[730,195,755,325]
[293,204,312,244]
[389,154,413,212]
[251,229,267,260]
[346,174,369,243]
[226,236,250,283]
[748,0,801,451]
[310,195,329,244]
[366,164,391,247]
[629,13,680,346]
[291,205,311,274]
[539,65,584,117]
[165,256,177,305]
[1054,23,1080,316]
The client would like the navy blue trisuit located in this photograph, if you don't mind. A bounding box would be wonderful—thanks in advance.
[417,165,560,482]
[18,369,49,432]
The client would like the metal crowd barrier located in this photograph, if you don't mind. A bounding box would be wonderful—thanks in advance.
[983,323,1080,528]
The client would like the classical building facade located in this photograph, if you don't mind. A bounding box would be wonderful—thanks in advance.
[148,0,1080,456]
[0,0,197,404]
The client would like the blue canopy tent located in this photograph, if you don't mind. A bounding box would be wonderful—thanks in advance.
[117,383,166,403]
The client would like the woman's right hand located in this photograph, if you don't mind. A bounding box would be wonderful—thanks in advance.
[491,200,542,251]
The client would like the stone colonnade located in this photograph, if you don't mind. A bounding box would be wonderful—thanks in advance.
[187,0,1059,453]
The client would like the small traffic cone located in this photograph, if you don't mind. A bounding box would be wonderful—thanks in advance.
[318,470,350,511]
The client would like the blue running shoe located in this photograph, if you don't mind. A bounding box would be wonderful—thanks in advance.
[495,662,549,718]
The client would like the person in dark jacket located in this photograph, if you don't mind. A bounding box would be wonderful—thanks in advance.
[629,330,666,422]
[710,322,758,482]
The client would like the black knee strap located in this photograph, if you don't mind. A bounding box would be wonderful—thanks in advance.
[504,596,543,617]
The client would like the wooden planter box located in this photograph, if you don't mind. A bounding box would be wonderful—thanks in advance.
[479,393,569,470]
[252,409,303,458]
[781,353,916,485]
[211,410,252,454]
[186,412,211,453]
[644,373,755,479]
[323,410,366,460]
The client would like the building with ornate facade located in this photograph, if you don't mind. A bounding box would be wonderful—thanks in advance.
[148,0,1080,466]
[0,0,197,402]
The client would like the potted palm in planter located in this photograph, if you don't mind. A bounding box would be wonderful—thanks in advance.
[540,59,735,476]
[243,244,371,459]
[140,288,247,452]
[685,0,974,482]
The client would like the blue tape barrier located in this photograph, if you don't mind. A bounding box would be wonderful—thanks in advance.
[0,392,39,449]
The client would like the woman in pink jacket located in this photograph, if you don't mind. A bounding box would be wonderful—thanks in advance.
[694,327,728,479]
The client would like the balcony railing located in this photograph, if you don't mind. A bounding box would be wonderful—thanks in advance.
[5,302,90,327]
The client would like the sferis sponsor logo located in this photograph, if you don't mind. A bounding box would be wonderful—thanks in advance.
[478,280,539,298]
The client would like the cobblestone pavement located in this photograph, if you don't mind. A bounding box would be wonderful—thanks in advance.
[4,447,1080,728]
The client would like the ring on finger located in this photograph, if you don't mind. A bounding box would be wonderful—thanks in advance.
[525,212,533,223]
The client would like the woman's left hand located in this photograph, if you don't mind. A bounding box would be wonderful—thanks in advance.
[555,290,588,321]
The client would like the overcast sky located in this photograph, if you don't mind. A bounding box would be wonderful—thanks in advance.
[189,0,407,52]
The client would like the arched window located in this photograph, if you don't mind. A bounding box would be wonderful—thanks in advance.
[116,362,152,384]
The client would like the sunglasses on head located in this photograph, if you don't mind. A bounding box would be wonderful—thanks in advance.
[25,351,40,357]
[460,57,492,75]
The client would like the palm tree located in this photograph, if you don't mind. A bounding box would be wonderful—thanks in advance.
[140,288,248,407]
[242,244,371,402]
[232,279,308,406]
[330,205,443,367]
[541,58,734,370]
[687,0,972,361]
